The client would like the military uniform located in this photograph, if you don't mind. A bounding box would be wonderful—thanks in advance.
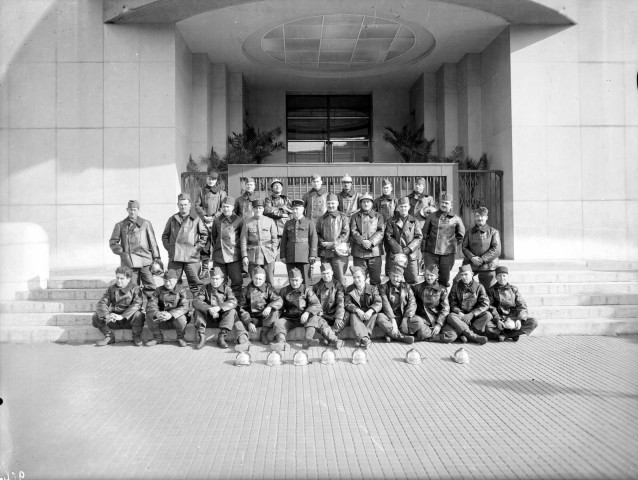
[280,214,318,286]
[407,191,436,219]
[384,211,422,284]
[302,187,328,224]
[461,222,501,292]
[446,267,491,344]
[161,210,208,295]
[488,274,538,341]
[145,283,190,344]
[92,281,145,345]
[192,280,241,347]
[412,281,456,342]
[377,278,416,344]
[234,191,255,221]
[240,213,279,285]
[316,208,350,287]
[312,277,346,332]
[238,280,283,344]
[211,211,244,296]
[373,193,397,224]
[264,190,292,237]
[422,207,465,287]
[344,281,383,346]
[195,184,227,220]
[350,201,385,285]
[338,189,360,217]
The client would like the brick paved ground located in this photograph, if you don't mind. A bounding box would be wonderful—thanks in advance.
[1,336,637,480]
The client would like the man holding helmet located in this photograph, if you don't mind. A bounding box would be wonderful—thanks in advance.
[316,193,350,287]
[109,200,161,298]
[408,177,436,220]
[344,266,383,349]
[412,264,456,342]
[350,193,385,286]
[238,266,283,345]
[376,265,416,344]
[384,196,422,285]
[264,178,292,238]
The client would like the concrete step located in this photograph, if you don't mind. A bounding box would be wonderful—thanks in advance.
[509,271,638,283]
[0,300,98,313]
[515,282,638,295]
[528,305,638,319]
[16,289,106,301]
[0,312,93,326]
[524,294,638,306]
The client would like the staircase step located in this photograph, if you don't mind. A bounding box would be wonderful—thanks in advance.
[528,305,638,319]
[533,317,638,336]
[524,294,638,306]
[0,312,93,326]
[16,289,106,301]
[515,282,638,295]
[509,271,638,283]
[0,300,98,313]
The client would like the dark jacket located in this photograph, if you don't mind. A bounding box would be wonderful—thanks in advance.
[280,217,318,263]
[211,214,243,263]
[384,214,422,260]
[462,224,501,271]
[96,282,143,320]
[373,194,397,223]
[240,215,279,265]
[195,185,227,219]
[302,188,328,224]
[109,216,160,268]
[488,283,528,320]
[312,279,345,321]
[238,282,283,321]
[344,283,382,314]
[350,210,385,258]
[407,191,436,218]
[234,192,256,220]
[422,210,465,255]
[279,284,322,319]
[448,279,490,317]
[338,189,360,217]
[379,281,416,320]
[264,193,292,236]
[192,283,237,313]
[146,285,190,320]
[162,213,208,263]
[316,210,350,258]
[413,281,450,326]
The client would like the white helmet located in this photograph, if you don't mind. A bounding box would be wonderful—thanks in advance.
[235,351,252,367]
[405,348,422,365]
[293,350,309,366]
[451,347,470,364]
[321,349,336,365]
[351,348,367,365]
[266,351,283,366]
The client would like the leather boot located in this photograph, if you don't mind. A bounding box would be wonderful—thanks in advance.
[196,332,207,350]
[260,327,270,345]
[145,335,164,347]
[271,333,287,351]
[303,327,320,349]
[321,327,344,349]
[235,334,251,351]
[177,338,187,347]
[465,330,488,345]
[217,330,229,349]
[392,332,415,344]
[360,337,372,349]
[95,331,115,346]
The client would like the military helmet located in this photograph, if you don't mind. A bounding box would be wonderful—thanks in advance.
[405,348,422,365]
[235,350,252,367]
[150,258,165,276]
[320,348,336,365]
[451,347,470,364]
[293,350,309,366]
[333,242,351,257]
[266,350,283,366]
[503,319,516,330]
[392,253,409,269]
[351,348,367,365]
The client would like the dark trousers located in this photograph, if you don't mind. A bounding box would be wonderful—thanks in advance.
[286,263,312,287]
[131,265,156,297]
[92,311,144,336]
[248,262,275,286]
[272,315,336,342]
[193,309,243,336]
[145,313,188,339]
[239,309,279,328]
[218,260,244,296]
[410,315,457,342]
[320,255,349,287]
[422,252,456,287]
[353,256,382,285]
[484,316,539,340]
[348,311,378,341]
[168,260,202,295]
[446,311,493,336]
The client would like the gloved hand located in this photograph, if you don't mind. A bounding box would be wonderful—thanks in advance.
[496,318,505,330]
[242,257,249,269]
[470,257,482,268]
[362,309,373,321]
[515,319,522,330]
[262,306,272,318]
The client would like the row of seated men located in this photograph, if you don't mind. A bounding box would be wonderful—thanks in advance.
[92,260,538,350]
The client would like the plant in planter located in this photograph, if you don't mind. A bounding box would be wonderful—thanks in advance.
[383,124,436,163]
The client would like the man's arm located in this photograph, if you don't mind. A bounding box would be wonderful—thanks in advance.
[480,229,502,265]
[109,223,123,255]
[120,286,143,319]
[161,217,172,253]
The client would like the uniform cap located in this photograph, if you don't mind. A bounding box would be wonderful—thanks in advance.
[289,268,302,279]
[495,266,509,275]
[291,199,304,207]
[127,200,140,209]
[206,168,219,178]
[390,265,405,276]
[326,193,338,203]
[251,199,264,208]
[382,178,392,187]
[211,267,224,278]
[397,196,410,206]
[320,263,333,273]
[177,193,190,202]
[475,206,489,216]
[416,177,426,186]
[222,196,235,207]
[311,173,321,181]
[350,266,364,275]
[459,264,473,273]
[270,178,283,187]
[341,174,353,182]
[440,192,453,202]
[244,177,256,184]
[252,266,266,276]
[163,269,178,280]
[425,263,439,275]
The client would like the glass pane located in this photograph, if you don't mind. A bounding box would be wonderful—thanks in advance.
[287,118,328,139]
[329,118,369,139]
[287,96,328,117]
[331,141,370,162]
[287,141,326,163]
[329,95,370,117]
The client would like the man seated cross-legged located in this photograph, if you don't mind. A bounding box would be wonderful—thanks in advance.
[238,266,283,346]
[145,269,190,347]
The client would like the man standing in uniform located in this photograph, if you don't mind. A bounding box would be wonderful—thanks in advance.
[109,200,161,298]
[316,193,350,287]
[344,266,383,349]
[312,263,346,339]
[211,196,244,296]
[421,192,465,287]
[373,178,397,223]
[264,178,292,238]
[337,173,360,217]
[446,264,490,344]
[238,266,282,345]
[350,193,385,286]
[271,268,341,350]
[487,266,538,342]
[376,265,416,344]
[384,196,422,285]
[195,168,227,221]
[192,267,243,350]
[241,199,279,286]
[280,199,317,287]
[461,206,501,292]
[144,269,190,347]
[302,173,328,224]
[412,264,456,343]
[408,177,436,219]
[234,177,257,220]
[161,193,208,295]
[92,266,145,346]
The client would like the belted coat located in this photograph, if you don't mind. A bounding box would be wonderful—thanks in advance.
[162,213,208,263]
[316,210,350,259]
[384,214,422,260]
[422,210,465,255]
[350,210,385,258]
[413,281,450,326]
[109,216,160,268]
[312,279,345,322]
[146,285,190,320]
[240,215,279,265]
[379,281,416,320]
[302,188,328,223]
[211,214,243,264]
[462,224,501,271]
[96,283,143,320]
[264,193,292,236]
[280,217,318,263]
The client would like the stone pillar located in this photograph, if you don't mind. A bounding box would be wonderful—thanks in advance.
[211,63,229,155]
[228,72,244,136]
[409,73,437,142]
[191,54,211,160]
[457,54,482,160]
[436,63,458,159]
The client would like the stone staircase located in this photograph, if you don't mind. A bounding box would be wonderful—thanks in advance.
[1,260,637,343]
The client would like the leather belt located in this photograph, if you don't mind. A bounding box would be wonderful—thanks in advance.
[248,240,273,246]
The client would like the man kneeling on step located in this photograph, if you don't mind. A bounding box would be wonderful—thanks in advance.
[93,266,145,346]
[446,264,490,345]
[238,266,283,346]
[271,268,342,350]
[192,267,243,350]
[377,265,416,344]
[145,269,190,347]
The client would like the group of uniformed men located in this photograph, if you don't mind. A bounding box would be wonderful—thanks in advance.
[95,170,537,351]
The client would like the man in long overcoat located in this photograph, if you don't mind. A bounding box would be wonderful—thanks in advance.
[280,200,317,287]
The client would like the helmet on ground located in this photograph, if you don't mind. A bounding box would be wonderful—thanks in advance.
[503,319,516,330]
[293,350,309,366]
[451,347,470,364]
[352,348,367,365]
[405,348,422,365]
[266,351,283,366]
[235,350,252,366]
[334,242,351,257]
[150,259,165,276]
[321,349,336,365]
[392,253,409,269]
